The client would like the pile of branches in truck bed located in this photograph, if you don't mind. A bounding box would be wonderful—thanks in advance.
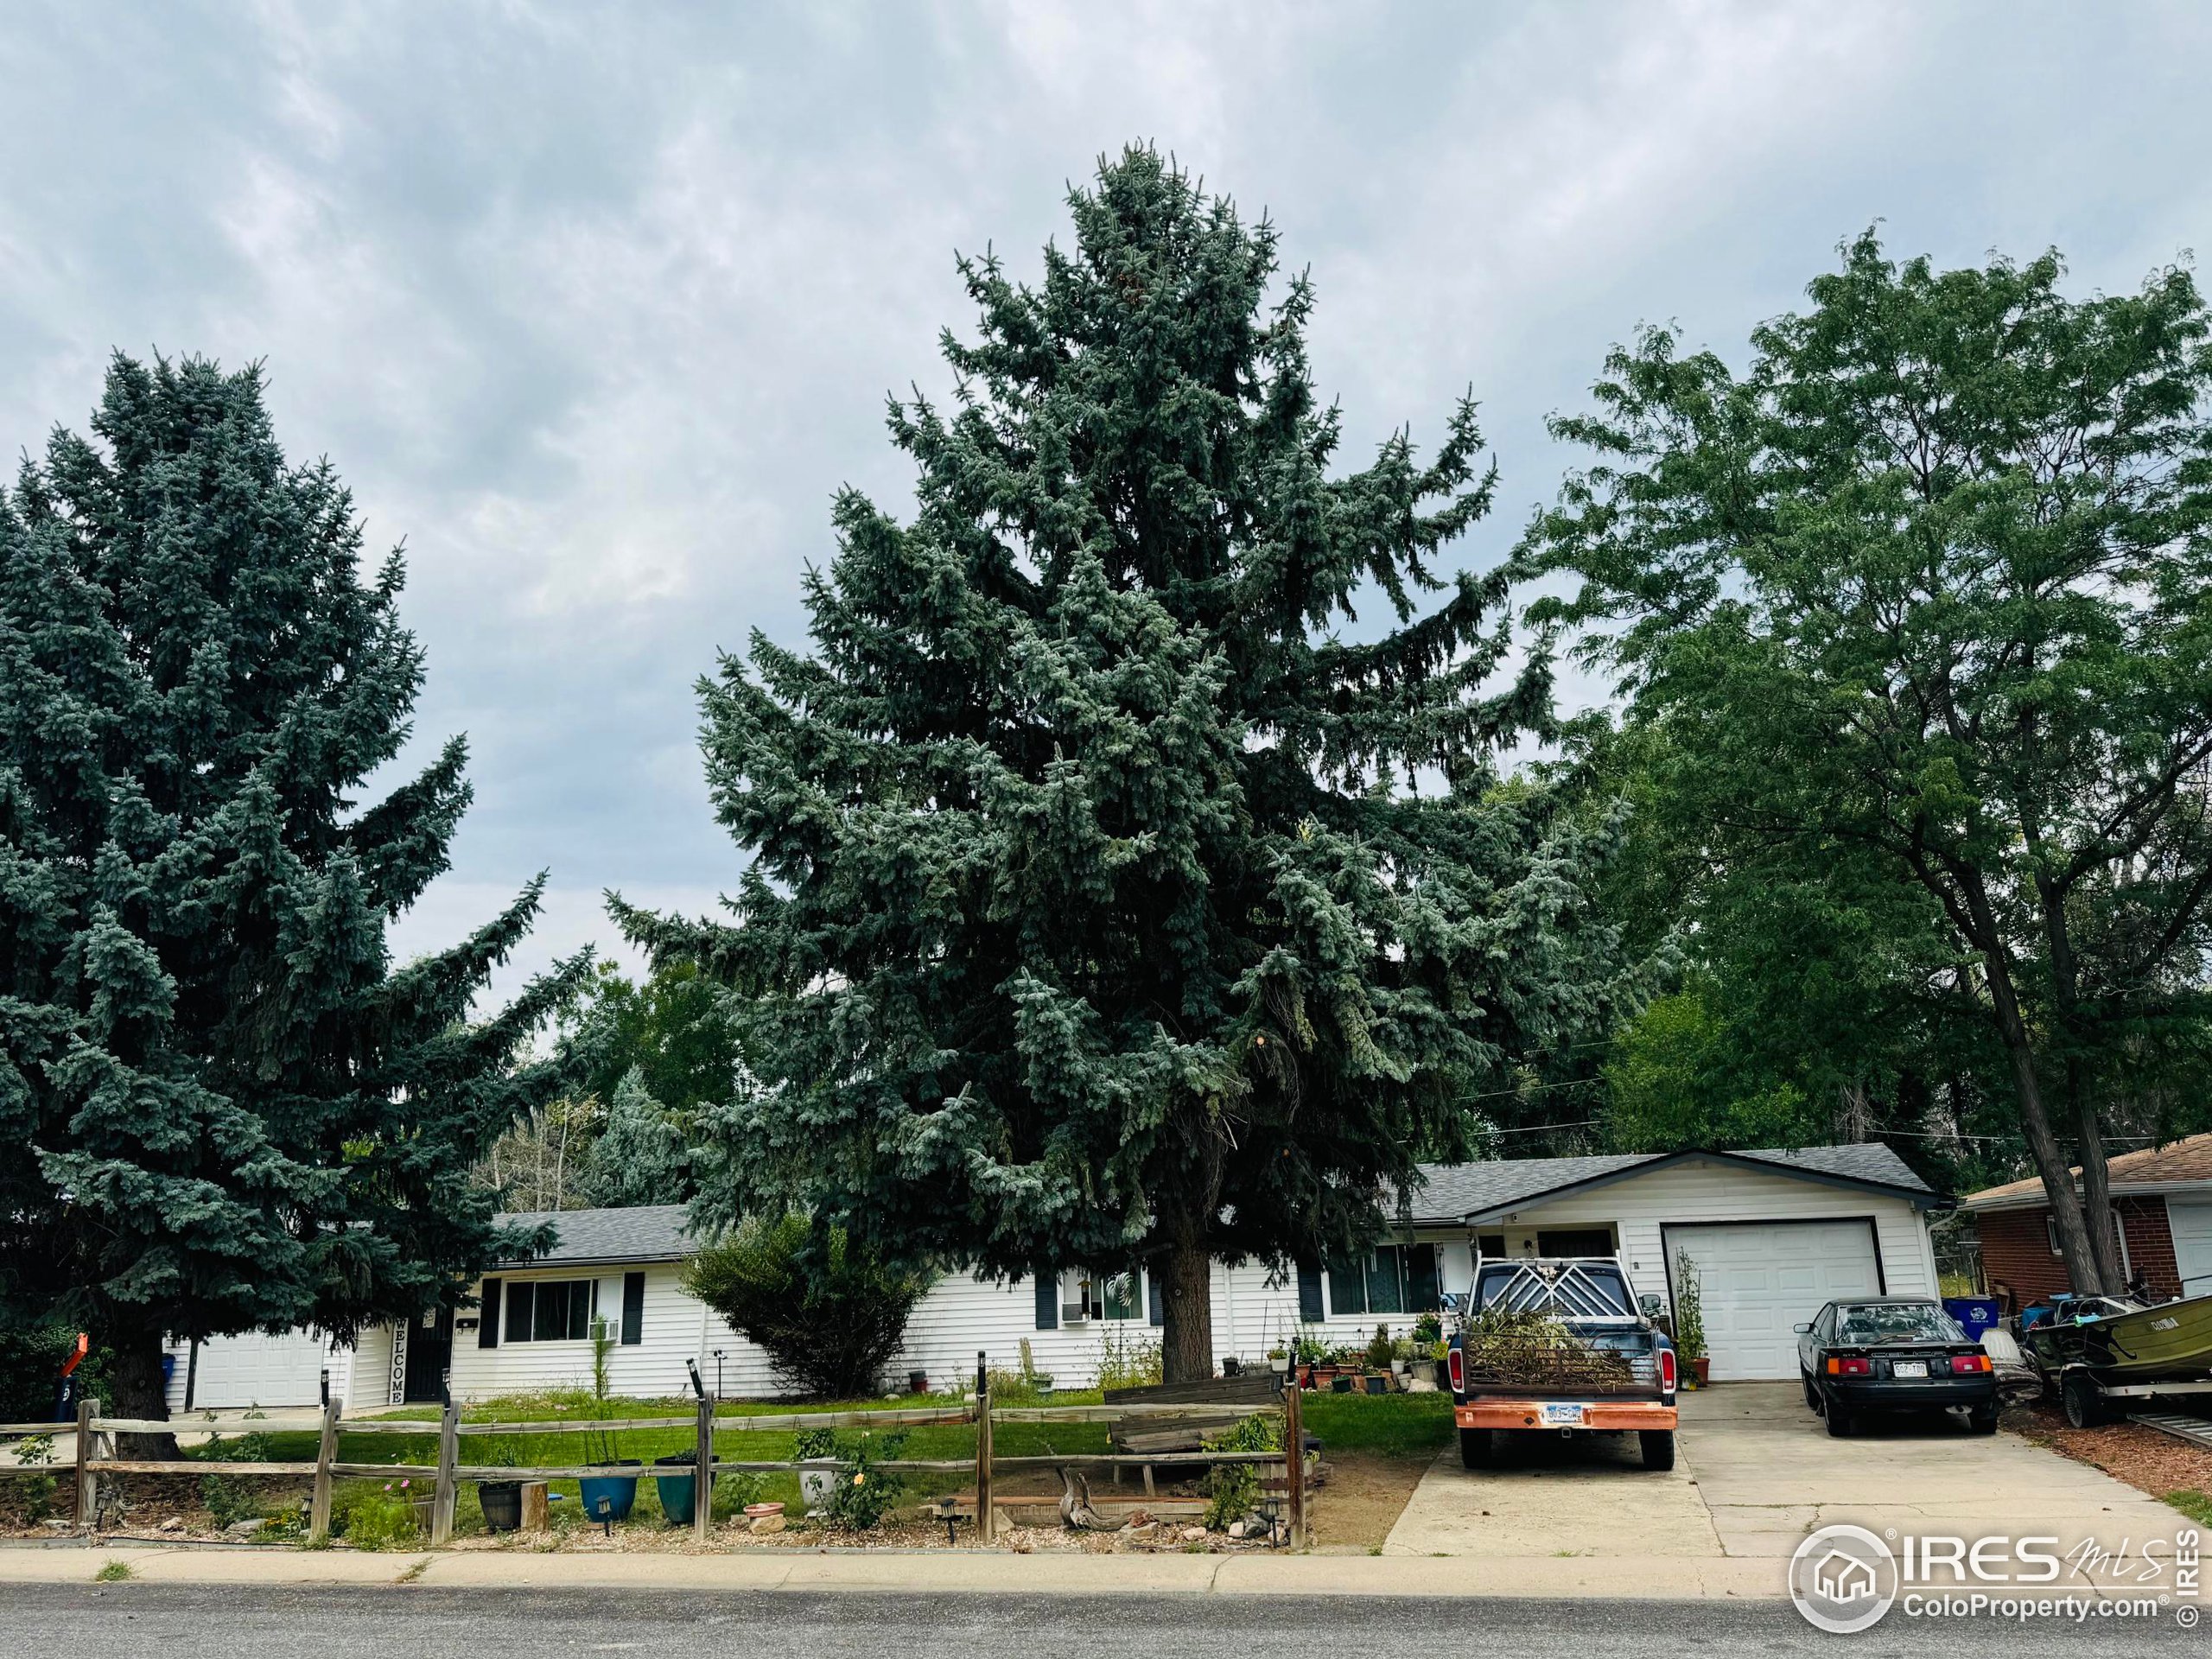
[1456,1309,1636,1389]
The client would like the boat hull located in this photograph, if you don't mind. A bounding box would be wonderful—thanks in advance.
[2027,1293,2212,1380]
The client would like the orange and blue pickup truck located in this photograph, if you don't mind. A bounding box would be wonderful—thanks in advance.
[1446,1256,1680,1471]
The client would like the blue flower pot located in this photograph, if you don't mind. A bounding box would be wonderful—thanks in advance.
[578,1461,641,1522]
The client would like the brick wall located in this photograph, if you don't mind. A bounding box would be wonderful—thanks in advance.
[1974,1197,2178,1305]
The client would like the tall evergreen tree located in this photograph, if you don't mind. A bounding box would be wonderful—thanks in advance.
[622,149,1630,1379]
[575,1067,691,1210]
[0,355,584,1433]
[1520,235,2212,1294]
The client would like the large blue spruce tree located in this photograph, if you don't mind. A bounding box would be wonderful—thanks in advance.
[0,356,584,1434]
[623,149,1630,1379]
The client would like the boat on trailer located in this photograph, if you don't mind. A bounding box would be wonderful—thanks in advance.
[2021,1289,2212,1426]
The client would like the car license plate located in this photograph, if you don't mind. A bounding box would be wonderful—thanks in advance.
[1541,1403,1587,1426]
[1893,1361,1928,1378]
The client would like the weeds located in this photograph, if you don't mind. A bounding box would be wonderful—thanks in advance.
[94,1560,132,1582]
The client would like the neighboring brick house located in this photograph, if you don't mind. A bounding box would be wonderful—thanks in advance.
[1962,1134,2212,1307]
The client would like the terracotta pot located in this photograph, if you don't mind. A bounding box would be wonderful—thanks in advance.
[1690,1357,1711,1387]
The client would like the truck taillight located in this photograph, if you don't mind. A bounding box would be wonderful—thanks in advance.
[1447,1343,1464,1393]
[1657,1346,1677,1392]
[1950,1353,1992,1374]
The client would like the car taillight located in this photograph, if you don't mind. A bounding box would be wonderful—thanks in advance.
[1447,1343,1465,1393]
[1827,1356,1872,1376]
[1657,1346,1677,1393]
[1950,1353,1992,1374]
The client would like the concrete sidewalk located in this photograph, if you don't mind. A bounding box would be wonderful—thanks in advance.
[0,1541,1791,1600]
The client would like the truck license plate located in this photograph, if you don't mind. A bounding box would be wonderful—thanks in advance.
[1893,1361,1927,1378]
[1541,1403,1587,1426]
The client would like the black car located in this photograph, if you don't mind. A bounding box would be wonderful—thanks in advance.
[1795,1296,1998,1437]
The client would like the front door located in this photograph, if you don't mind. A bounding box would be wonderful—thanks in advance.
[402,1307,453,1403]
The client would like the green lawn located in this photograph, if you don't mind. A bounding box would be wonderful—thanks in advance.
[1300,1390,1454,1459]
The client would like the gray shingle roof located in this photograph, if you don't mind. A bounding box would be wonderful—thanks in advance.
[1403,1142,1934,1224]
[494,1205,694,1268]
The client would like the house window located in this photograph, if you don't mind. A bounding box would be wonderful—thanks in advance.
[1328,1245,1440,1319]
[1536,1227,1616,1258]
[1102,1272,1141,1322]
[2047,1216,2064,1256]
[503,1279,594,1343]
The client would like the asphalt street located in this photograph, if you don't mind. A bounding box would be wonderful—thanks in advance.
[1,1585,2197,1658]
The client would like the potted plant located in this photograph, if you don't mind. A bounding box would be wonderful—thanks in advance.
[1673,1249,1709,1388]
[475,1433,525,1533]
[795,1426,838,1510]
[1267,1346,1289,1376]
[576,1317,641,1522]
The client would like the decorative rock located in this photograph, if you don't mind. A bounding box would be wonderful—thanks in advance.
[749,1513,786,1535]
[223,1518,265,1539]
[1227,1521,1247,1539]
[1180,1526,1207,1541]
[158,1516,184,1532]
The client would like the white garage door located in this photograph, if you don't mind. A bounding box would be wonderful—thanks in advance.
[184,1332,329,1409]
[2171,1199,2212,1300]
[1668,1221,1884,1381]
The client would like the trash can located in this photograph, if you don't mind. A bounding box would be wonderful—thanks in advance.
[1944,1297,2000,1339]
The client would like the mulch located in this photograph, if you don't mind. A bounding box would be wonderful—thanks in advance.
[2004,1400,2212,1500]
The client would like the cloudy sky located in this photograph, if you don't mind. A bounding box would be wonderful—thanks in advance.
[6,2,2208,996]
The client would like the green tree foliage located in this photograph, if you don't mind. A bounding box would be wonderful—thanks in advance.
[681,1216,931,1399]
[622,148,1632,1379]
[1602,982,1814,1152]
[574,1067,690,1209]
[0,355,584,1434]
[560,959,741,1125]
[1522,234,2212,1292]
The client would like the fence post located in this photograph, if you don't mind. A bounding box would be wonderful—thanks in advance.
[73,1394,98,1531]
[973,1351,993,1544]
[430,1396,459,1545]
[308,1394,340,1544]
[693,1388,715,1543]
[1282,1380,1306,1550]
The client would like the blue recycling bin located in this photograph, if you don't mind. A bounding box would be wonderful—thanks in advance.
[1944,1296,2000,1338]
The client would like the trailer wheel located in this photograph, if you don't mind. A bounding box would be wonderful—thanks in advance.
[1459,1427,1494,1470]
[2061,1372,2107,1429]
[1639,1429,1676,1471]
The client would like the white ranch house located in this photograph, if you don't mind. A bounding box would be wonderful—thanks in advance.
[165,1143,1940,1411]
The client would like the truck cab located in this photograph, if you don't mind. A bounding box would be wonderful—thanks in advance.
[1446,1255,1680,1471]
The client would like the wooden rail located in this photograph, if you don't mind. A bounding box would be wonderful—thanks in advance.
[43,1368,1310,1552]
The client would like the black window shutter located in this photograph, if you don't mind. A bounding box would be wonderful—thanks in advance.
[1147,1274,1164,1327]
[1033,1272,1058,1330]
[620,1271,646,1345]
[478,1279,502,1348]
[1406,1244,1440,1311]
[1296,1263,1325,1323]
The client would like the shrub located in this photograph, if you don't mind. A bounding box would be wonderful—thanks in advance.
[1203,1412,1282,1530]
[1096,1326,1162,1391]
[821,1431,908,1531]
[1409,1312,1443,1347]
[683,1216,931,1399]
[1364,1324,1395,1370]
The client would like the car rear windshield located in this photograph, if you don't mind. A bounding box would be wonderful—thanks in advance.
[1471,1260,1636,1319]
[1836,1303,1965,1344]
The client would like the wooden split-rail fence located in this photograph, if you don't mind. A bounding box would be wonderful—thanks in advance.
[0,1355,1309,1548]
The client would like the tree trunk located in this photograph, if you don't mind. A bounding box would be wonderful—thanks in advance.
[1980,948,2113,1294]
[108,1323,181,1460]
[2069,1068,2126,1291]
[1156,1227,1216,1385]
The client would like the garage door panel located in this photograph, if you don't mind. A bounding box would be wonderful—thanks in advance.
[1669,1221,1884,1382]
[188,1333,327,1408]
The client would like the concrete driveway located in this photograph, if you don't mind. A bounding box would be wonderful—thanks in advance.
[1383,1382,2175,1564]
